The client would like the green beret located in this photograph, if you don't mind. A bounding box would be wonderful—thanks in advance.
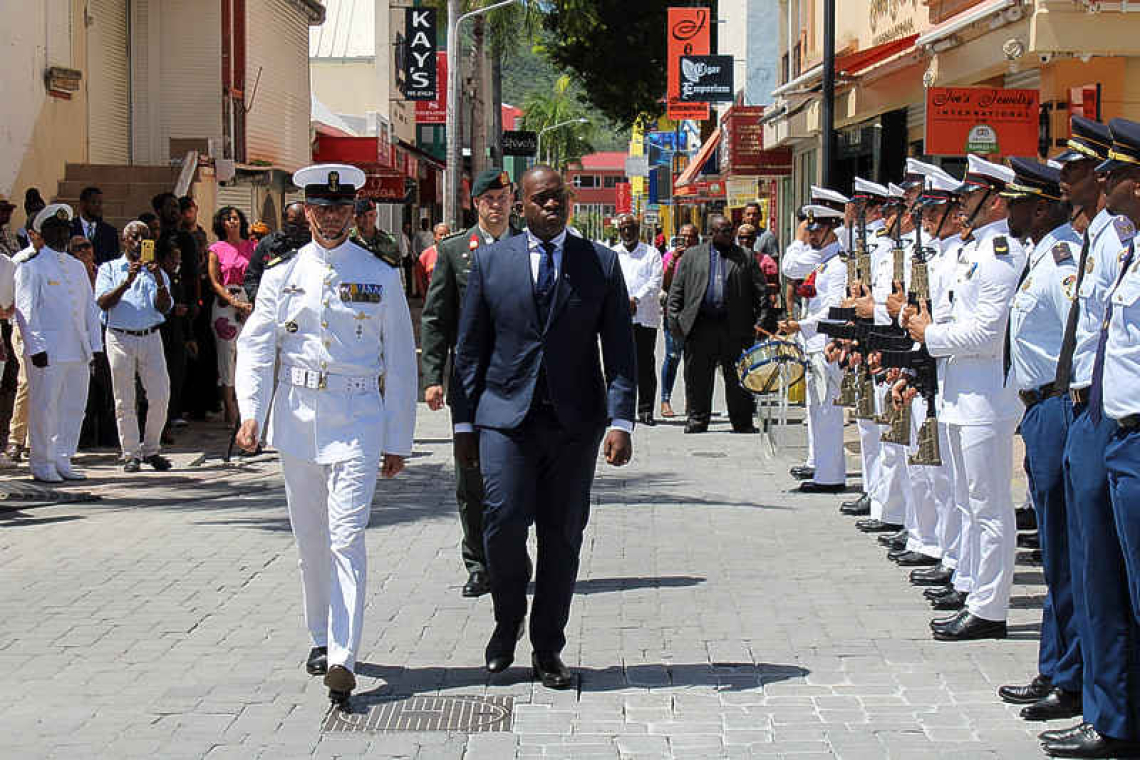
[472,168,512,199]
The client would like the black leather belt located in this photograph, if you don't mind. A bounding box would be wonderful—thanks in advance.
[1019,382,1054,409]
[1119,415,1140,430]
[109,325,161,337]
[1069,387,1090,406]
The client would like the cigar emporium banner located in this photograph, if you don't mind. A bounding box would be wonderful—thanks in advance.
[924,87,1040,157]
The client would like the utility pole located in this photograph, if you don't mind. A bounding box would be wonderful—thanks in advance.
[821,0,835,187]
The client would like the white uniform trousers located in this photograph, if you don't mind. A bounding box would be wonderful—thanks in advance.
[933,420,960,570]
[106,330,170,459]
[947,420,1017,621]
[868,383,907,524]
[27,360,89,472]
[280,451,380,672]
[805,353,844,485]
[904,395,946,558]
[856,416,881,499]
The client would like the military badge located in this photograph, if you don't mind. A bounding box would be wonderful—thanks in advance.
[1052,243,1073,264]
[284,321,298,333]
[1020,277,1032,292]
[1087,255,1095,274]
[1062,274,1077,301]
[339,282,383,303]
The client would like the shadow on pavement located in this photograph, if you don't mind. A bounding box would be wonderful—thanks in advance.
[0,512,85,527]
[572,575,706,594]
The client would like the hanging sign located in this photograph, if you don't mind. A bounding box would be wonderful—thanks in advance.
[404,8,437,101]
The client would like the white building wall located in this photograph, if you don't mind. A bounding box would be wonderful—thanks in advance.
[247,0,313,170]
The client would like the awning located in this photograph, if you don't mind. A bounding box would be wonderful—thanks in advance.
[835,34,919,75]
[916,0,1020,48]
[674,128,721,189]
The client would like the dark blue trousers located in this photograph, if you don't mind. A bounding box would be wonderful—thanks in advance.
[1065,404,1140,740]
[479,405,605,654]
[1106,426,1140,641]
[1022,395,1081,692]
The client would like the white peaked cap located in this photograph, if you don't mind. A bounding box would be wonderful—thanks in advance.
[853,177,889,198]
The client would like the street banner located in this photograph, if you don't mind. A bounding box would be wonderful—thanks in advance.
[924,86,1039,157]
[502,130,538,156]
[667,7,711,121]
[404,8,437,101]
[415,52,447,123]
[679,55,734,103]
[615,182,632,215]
[720,105,792,176]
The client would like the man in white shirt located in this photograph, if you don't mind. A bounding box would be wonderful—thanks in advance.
[614,214,664,425]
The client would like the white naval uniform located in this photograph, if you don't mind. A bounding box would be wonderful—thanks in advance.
[14,246,102,476]
[924,219,1025,622]
[236,238,417,672]
[796,241,847,486]
[782,239,819,469]
[1009,231,1080,393]
[1071,210,1133,391]
[850,222,886,508]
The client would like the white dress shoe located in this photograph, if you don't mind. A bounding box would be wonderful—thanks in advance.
[31,465,64,483]
[55,460,87,481]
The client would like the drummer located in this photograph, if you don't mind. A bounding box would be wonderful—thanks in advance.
[778,205,848,493]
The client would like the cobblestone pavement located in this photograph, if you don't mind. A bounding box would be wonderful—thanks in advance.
[1,392,1049,759]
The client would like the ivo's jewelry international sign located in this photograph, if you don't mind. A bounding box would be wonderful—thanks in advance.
[925,87,1039,157]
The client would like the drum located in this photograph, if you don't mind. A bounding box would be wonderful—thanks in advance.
[735,340,807,396]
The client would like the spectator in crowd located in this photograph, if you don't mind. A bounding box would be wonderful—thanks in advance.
[0,194,20,258]
[69,236,118,450]
[67,235,97,283]
[157,238,194,443]
[243,200,310,305]
[15,204,102,482]
[414,217,434,256]
[660,223,699,419]
[416,222,451,294]
[72,187,120,265]
[207,207,254,427]
[741,201,779,263]
[96,221,173,472]
[737,223,779,286]
[249,220,271,244]
[179,196,209,269]
[138,212,160,240]
[399,221,414,296]
[5,209,46,465]
[16,189,45,250]
[614,213,664,425]
[154,193,200,312]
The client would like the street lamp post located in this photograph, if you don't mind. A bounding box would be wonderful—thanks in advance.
[535,117,589,166]
[445,0,521,230]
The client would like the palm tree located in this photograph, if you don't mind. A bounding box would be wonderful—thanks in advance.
[521,75,595,168]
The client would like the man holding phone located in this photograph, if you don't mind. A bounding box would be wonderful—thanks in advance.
[95,220,174,472]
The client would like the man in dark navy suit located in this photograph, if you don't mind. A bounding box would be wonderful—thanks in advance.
[455,165,636,689]
[71,187,120,265]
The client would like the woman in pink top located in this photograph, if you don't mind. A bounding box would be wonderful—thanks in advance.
[207,206,255,425]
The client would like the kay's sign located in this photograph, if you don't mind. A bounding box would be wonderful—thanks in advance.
[404,8,437,101]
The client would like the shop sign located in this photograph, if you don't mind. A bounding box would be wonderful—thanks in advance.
[403,8,437,101]
[667,7,711,121]
[679,55,734,102]
[615,182,632,215]
[720,106,793,176]
[362,172,413,203]
[925,87,1039,157]
[625,155,650,177]
[726,177,759,208]
[502,130,537,157]
[414,52,447,123]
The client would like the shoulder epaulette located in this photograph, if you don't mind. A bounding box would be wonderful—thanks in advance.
[265,248,298,269]
[993,236,1009,256]
[1052,242,1074,264]
[440,230,466,244]
[352,231,401,268]
[876,228,889,238]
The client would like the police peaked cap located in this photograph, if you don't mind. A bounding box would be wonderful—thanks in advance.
[1056,116,1112,164]
[1001,157,1063,202]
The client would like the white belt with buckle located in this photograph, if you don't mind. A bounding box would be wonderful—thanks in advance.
[283,366,378,393]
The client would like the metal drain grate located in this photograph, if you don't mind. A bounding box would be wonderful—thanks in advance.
[322,695,513,733]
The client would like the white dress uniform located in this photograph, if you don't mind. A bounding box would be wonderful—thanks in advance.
[796,237,847,486]
[1009,233,1080,393]
[848,214,886,512]
[1102,235,1140,419]
[1071,210,1133,391]
[924,218,1025,622]
[15,242,102,480]
[236,232,416,672]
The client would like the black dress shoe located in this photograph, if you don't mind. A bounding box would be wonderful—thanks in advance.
[462,570,491,598]
[998,673,1053,704]
[1040,722,1088,743]
[1016,506,1038,531]
[930,608,968,631]
[796,481,845,493]
[732,424,758,433]
[532,652,574,690]
[932,612,1007,641]
[1041,722,1140,758]
[895,551,940,567]
[485,620,524,673]
[887,547,911,561]
[878,529,908,548]
[856,519,903,533]
[923,584,956,601]
[305,646,328,675]
[684,423,708,434]
[840,499,871,516]
[930,590,968,610]
[1021,688,1082,721]
[324,665,356,708]
[789,465,815,480]
[841,493,869,510]
[144,454,172,471]
[1018,532,1041,549]
[911,566,954,586]
[638,412,656,426]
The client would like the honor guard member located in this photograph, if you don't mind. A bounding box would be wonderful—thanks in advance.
[234,163,417,708]
[905,154,1025,641]
[999,158,1085,724]
[14,204,103,482]
[783,186,849,481]
[421,168,521,599]
[1040,118,1140,760]
[778,205,847,493]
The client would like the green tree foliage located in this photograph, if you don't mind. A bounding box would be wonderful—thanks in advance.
[521,75,595,168]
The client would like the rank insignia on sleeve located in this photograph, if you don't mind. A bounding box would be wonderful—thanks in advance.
[1063,274,1077,301]
[993,236,1009,256]
[1053,243,1073,264]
